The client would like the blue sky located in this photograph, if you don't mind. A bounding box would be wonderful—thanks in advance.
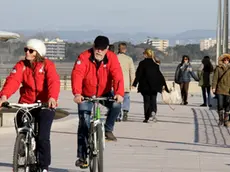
[1,0,217,34]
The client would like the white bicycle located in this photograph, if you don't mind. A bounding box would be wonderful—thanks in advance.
[1,101,49,172]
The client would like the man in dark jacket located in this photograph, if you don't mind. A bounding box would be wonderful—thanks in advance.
[71,36,124,168]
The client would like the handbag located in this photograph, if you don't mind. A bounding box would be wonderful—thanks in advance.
[162,82,182,105]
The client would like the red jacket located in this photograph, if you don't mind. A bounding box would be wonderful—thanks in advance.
[71,48,124,97]
[0,59,60,104]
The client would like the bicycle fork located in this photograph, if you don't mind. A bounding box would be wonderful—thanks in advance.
[93,129,97,156]
[101,123,105,149]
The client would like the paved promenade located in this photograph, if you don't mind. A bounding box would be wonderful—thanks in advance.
[0,91,230,172]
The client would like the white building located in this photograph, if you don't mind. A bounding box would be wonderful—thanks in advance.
[44,38,66,60]
[200,38,217,51]
[144,37,169,52]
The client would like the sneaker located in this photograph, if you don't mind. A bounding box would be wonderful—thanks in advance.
[42,170,48,172]
[75,159,88,169]
[122,111,128,121]
[200,104,207,107]
[143,119,148,123]
[116,118,121,122]
[152,116,157,122]
[150,112,156,121]
[105,131,117,141]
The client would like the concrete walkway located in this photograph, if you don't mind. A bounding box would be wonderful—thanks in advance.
[0,91,230,172]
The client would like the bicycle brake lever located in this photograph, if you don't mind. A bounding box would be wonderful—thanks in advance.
[1,101,10,108]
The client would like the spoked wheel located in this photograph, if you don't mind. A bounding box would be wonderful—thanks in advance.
[12,133,28,172]
[97,124,104,172]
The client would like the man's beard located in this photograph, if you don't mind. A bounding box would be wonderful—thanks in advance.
[95,54,104,61]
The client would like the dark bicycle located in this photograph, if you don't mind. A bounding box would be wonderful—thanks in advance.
[83,96,115,172]
[1,101,49,172]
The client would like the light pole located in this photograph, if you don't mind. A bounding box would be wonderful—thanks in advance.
[223,0,229,53]
[216,0,222,64]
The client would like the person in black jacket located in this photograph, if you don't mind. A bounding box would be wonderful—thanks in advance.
[197,56,213,107]
[132,48,169,123]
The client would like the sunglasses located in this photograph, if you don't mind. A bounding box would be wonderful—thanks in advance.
[24,47,35,54]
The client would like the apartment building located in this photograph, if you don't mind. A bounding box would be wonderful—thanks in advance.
[200,38,216,51]
[44,38,66,60]
[144,37,169,52]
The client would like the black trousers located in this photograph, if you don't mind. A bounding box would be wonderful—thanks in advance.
[141,93,157,120]
[201,86,211,105]
[17,108,55,170]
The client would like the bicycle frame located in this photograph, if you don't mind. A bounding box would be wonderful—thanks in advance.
[91,100,106,151]
[14,106,37,135]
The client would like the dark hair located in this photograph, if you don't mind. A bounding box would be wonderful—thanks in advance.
[181,55,190,64]
[118,42,127,47]
[203,55,210,59]
[24,51,45,68]
[202,56,213,72]
[118,42,127,53]
[109,44,115,52]
[94,35,109,50]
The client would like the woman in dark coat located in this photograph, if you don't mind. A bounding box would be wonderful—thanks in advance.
[132,48,169,123]
[198,56,214,107]
[174,55,199,105]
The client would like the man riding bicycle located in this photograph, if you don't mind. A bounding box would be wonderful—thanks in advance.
[0,39,60,172]
[71,35,124,168]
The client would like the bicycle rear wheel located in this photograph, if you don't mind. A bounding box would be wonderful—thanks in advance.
[97,123,104,172]
[13,133,28,172]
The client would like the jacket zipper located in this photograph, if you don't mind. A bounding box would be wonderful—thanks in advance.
[95,61,101,97]
[32,66,38,103]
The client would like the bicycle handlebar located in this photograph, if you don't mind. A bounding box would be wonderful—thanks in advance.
[1,101,49,109]
[83,96,115,102]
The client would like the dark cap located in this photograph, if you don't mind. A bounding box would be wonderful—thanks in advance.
[94,36,109,50]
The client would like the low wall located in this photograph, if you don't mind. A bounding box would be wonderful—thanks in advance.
[0,79,202,94]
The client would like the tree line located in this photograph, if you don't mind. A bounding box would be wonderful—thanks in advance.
[0,41,216,63]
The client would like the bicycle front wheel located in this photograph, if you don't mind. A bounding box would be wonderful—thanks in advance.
[13,133,28,172]
[97,123,104,172]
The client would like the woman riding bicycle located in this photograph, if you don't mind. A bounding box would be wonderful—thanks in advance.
[0,39,60,172]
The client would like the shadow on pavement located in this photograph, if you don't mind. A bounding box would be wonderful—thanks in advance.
[167,148,230,156]
[0,162,83,172]
[117,136,230,149]
[52,130,77,135]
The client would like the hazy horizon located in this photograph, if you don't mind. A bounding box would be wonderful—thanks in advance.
[1,0,218,35]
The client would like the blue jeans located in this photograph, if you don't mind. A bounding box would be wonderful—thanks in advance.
[122,92,130,111]
[77,94,121,159]
[217,94,230,112]
[117,92,130,119]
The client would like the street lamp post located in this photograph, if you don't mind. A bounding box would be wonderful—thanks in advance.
[217,0,222,64]
[223,0,229,53]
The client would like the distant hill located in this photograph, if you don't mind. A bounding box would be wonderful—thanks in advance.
[171,29,216,40]
[8,29,221,45]
[11,30,171,44]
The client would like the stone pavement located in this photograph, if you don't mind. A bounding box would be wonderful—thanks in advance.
[1,91,230,172]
